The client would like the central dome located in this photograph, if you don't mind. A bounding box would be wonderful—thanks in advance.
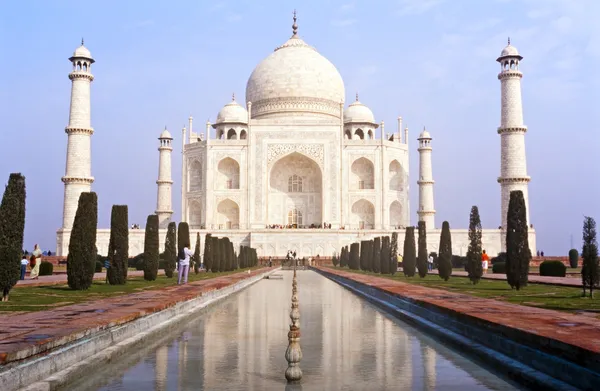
[245,27,345,119]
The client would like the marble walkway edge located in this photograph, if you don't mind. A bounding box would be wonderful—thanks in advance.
[0,268,272,367]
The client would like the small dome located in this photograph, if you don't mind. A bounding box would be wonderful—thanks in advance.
[344,94,376,124]
[497,39,522,61]
[216,95,248,124]
[418,129,431,139]
[159,129,172,139]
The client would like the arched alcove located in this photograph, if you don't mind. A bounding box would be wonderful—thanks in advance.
[217,158,240,189]
[389,160,404,191]
[217,199,239,229]
[227,128,237,140]
[189,160,202,191]
[389,201,403,228]
[351,199,375,229]
[351,157,374,190]
[189,200,202,228]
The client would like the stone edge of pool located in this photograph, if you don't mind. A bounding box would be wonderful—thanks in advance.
[313,266,599,391]
[0,268,277,391]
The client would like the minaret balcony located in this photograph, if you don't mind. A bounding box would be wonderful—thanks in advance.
[64,126,94,135]
[497,126,527,134]
[497,176,531,184]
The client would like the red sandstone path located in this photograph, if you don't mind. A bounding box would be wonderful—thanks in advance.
[428,270,582,287]
[15,270,162,288]
[318,267,600,354]
[0,268,271,365]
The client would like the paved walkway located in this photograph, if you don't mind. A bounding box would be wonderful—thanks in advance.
[0,268,270,365]
[15,270,161,288]
[318,267,600,355]
[428,270,582,287]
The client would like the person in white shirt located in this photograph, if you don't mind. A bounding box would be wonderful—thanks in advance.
[178,243,194,285]
[428,255,434,272]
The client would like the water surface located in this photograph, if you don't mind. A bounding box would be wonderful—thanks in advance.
[65,271,521,391]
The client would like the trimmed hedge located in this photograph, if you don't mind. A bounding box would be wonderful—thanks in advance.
[539,260,566,277]
[568,248,578,268]
[0,173,26,301]
[492,262,506,274]
[67,192,98,290]
[107,205,129,285]
[95,261,103,273]
[143,215,160,281]
[39,261,53,276]
[164,222,177,278]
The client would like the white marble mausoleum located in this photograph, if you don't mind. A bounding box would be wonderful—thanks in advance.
[56,16,536,258]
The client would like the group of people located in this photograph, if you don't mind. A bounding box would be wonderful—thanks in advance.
[265,223,333,229]
[20,244,43,280]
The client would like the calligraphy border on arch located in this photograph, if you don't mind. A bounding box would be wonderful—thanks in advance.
[266,143,324,169]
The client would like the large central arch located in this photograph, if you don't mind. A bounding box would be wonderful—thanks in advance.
[268,152,322,227]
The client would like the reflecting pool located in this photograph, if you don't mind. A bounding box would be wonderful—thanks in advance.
[64,271,522,390]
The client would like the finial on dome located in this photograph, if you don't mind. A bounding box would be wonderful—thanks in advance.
[508,37,511,45]
[292,10,298,36]
[355,92,359,102]
[232,92,236,101]
[81,37,84,46]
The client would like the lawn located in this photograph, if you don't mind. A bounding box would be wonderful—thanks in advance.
[1,267,260,313]
[336,268,600,316]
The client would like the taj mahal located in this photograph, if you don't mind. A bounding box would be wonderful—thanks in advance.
[56,14,536,257]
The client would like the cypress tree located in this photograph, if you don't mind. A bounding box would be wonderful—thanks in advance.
[372,237,381,273]
[390,232,398,275]
[505,191,531,290]
[143,214,159,281]
[177,222,190,268]
[193,232,201,274]
[225,238,233,271]
[339,246,347,268]
[239,245,245,268]
[581,216,599,298]
[438,221,453,281]
[210,236,220,272]
[218,238,225,272]
[466,205,483,284]
[162,222,177,278]
[365,240,373,271]
[349,243,360,270]
[67,192,98,290]
[0,173,26,301]
[204,233,213,272]
[360,240,368,270]
[381,236,390,274]
[403,227,416,277]
[107,205,129,285]
[417,221,428,278]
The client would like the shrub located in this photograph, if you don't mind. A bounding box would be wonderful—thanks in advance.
[581,216,599,298]
[540,260,566,277]
[364,240,373,272]
[95,261,103,272]
[131,253,145,270]
[39,261,53,276]
[204,233,213,272]
[67,192,98,290]
[403,227,416,277]
[0,173,26,301]
[390,232,398,276]
[164,222,177,278]
[466,206,483,285]
[372,237,381,273]
[107,205,129,285]
[177,222,190,267]
[143,214,159,281]
[193,232,201,273]
[451,255,466,269]
[360,240,369,271]
[349,243,360,270]
[568,248,579,268]
[491,252,506,265]
[417,222,428,278]
[211,236,220,272]
[492,262,506,274]
[381,236,390,274]
[332,254,338,267]
[438,221,453,281]
[506,191,531,290]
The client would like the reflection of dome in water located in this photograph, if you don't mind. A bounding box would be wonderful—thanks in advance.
[245,14,345,119]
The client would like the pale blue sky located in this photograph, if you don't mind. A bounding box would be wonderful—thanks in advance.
[1,0,599,255]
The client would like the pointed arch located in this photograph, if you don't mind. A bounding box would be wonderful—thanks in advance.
[217,198,239,229]
[355,128,364,139]
[389,160,404,191]
[227,128,237,140]
[189,200,202,228]
[351,157,374,190]
[240,129,247,139]
[217,157,240,189]
[351,199,375,229]
[389,201,403,228]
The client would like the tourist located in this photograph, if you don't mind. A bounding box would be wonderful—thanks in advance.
[397,253,403,271]
[428,254,434,272]
[178,243,194,285]
[269,256,273,267]
[20,255,28,280]
[482,250,490,274]
[30,244,42,280]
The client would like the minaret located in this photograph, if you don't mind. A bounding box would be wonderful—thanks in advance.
[61,39,95,230]
[156,127,174,228]
[417,128,435,228]
[181,125,187,222]
[497,38,530,236]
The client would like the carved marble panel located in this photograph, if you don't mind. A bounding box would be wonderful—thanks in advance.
[267,143,324,169]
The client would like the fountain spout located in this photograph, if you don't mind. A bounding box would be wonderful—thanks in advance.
[285,261,302,383]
